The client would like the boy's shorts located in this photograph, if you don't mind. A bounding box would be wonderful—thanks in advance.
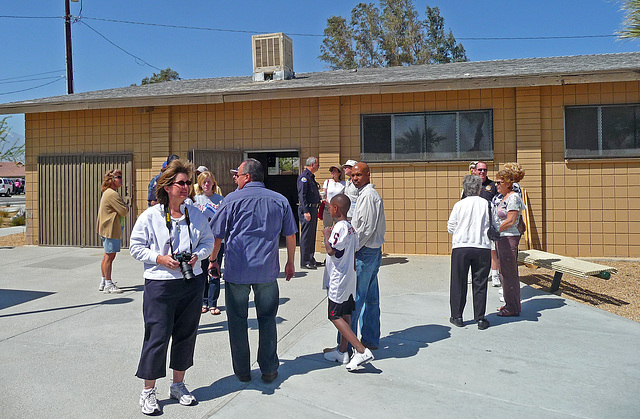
[101,236,121,253]
[328,294,355,320]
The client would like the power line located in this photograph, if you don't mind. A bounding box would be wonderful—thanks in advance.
[76,20,162,71]
[1,14,621,40]
[0,77,65,96]
[0,75,65,85]
[0,70,66,82]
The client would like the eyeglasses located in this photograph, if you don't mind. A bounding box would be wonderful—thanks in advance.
[236,173,248,178]
[114,175,122,179]
[173,180,193,187]
[495,181,502,185]
[477,168,487,172]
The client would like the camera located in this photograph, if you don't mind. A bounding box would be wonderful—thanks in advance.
[173,251,196,280]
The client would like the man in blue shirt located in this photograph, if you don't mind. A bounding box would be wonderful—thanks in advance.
[147,154,179,206]
[210,158,297,383]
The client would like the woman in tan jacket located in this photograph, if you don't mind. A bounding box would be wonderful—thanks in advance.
[96,169,129,293]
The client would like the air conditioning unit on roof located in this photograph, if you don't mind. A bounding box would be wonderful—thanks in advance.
[252,32,294,81]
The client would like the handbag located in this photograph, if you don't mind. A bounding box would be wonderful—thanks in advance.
[517,214,527,235]
[318,201,325,220]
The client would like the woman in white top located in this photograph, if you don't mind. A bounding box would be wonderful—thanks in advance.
[129,160,214,415]
[447,175,492,330]
[321,166,346,227]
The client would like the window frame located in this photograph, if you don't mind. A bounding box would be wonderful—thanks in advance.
[360,109,494,163]
[564,103,640,159]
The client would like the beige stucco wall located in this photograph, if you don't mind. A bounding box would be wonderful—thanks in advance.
[23,81,640,257]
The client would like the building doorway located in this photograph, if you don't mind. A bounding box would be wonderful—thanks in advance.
[246,150,300,245]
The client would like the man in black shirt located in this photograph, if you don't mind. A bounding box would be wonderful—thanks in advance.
[297,156,321,269]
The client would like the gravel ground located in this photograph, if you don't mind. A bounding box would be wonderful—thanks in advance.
[1,232,638,323]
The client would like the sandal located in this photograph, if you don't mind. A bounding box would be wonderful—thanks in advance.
[210,307,221,315]
[202,305,208,313]
[497,307,519,317]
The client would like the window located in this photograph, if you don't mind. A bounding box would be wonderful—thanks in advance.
[361,110,493,162]
[565,104,640,158]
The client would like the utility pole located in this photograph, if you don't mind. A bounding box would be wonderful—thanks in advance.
[64,0,77,94]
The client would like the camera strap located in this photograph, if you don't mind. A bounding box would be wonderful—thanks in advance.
[165,204,193,256]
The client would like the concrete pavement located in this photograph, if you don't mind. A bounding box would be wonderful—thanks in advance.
[0,245,639,418]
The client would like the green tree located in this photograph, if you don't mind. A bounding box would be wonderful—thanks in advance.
[319,16,357,70]
[0,117,25,162]
[319,0,467,69]
[620,0,640,38]
[139,68,180,85]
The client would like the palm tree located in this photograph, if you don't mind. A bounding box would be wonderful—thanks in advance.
[619,0,640,39]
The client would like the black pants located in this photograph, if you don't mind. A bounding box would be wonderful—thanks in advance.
[136,274,205,380]
[299,206,318,266]
[450,247,491,321]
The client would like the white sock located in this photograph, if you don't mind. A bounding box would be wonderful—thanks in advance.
[105,280,114,286]
[491,269,499,278]
[100,276,106,285]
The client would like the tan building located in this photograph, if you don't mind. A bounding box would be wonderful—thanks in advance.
[1,51,639,257]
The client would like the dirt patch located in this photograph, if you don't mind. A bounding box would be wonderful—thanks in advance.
[519,261,640,323]
[0,233,26,248]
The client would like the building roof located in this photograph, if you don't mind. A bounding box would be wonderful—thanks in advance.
[0,161,25,178]
[1,52,639,114]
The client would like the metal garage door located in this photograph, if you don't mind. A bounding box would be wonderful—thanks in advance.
[37,154,133,247]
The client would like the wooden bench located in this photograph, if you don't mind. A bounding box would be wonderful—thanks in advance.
[517,249,618,293]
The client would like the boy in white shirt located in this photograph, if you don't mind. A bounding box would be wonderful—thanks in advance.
[322,194,374,371]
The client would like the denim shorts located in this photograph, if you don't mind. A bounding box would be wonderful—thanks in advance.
[101,236,121,253]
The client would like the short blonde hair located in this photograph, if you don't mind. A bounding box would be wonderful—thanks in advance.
[100,169,122,193]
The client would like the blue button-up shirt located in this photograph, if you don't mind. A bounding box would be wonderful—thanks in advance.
[212,182,298,284]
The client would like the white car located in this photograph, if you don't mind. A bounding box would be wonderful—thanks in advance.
[0,178,14,196]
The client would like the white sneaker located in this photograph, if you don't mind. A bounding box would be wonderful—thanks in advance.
[139,387,161,415]
[498,288,503,295]
[467,271,472,284]
[491,275,502,287]
[324,348,349,364]
[103,283,123,294]
[98,282,105,292]
[346,348,374,371]
[169,382,196,406]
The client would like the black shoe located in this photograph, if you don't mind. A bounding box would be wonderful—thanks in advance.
[301,263,317,270]
[449,317,464,327]
[313,259,325,267]
[236,373,251,382]
[477,319,490,330]
[261,371,278,383]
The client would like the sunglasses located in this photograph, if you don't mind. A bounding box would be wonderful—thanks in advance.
[173,180,193,187]
[477,168,487,172]
[114,175,122,179]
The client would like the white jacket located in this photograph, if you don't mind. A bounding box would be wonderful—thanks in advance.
[447,196,491,250]
[129,203,215,280]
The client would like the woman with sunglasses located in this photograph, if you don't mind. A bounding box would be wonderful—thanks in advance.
[96,169,129,293]
[130,159,214,415]
[491,167,525,317]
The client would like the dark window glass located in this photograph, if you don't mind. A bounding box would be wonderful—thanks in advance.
[565,105,640,158]
[361,110,493,162]
[362,115,391,161]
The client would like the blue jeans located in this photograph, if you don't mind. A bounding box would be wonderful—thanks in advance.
[350,246,382,348]
[225,280,280,377]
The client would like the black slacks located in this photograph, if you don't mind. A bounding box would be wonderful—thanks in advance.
[450,247,491,321]
[299,206,318,266]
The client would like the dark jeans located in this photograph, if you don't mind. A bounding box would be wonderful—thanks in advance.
[201,243,224,308]
[225,280,280,377]
[136,274,205,380]
[496,235,521,314]
[450,247,491,321]
[299,206,318,266]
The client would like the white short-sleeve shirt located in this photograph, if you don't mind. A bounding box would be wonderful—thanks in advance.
[322,220,358,303]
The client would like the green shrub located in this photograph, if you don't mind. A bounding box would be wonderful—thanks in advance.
[10,215,25,226]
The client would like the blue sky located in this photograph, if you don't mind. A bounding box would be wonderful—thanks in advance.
[1,0,638,136]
